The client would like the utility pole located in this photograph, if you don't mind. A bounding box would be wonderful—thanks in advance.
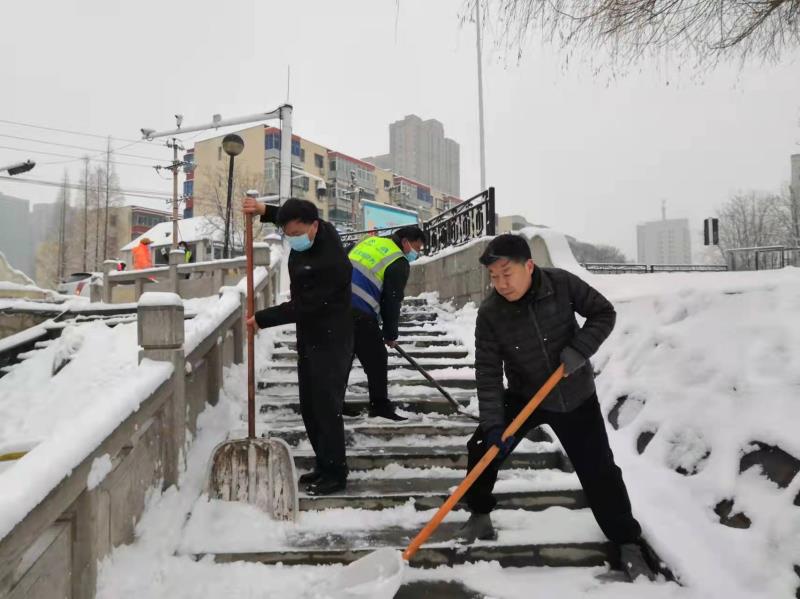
[57,172,68,283]
[475,0,487,191]
[103,136,111,260]
[83,157,89,271]
[95,167,101,269]
[166,138,183,250]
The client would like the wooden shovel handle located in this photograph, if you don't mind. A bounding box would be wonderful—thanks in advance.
[245,209,256,439]
[402,364,565,561]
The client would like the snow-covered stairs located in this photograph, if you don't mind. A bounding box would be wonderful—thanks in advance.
[182,296,623,596]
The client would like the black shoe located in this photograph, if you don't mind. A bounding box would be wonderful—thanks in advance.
[457,513,497,544]
[342,404,363,417]
[368,406,408,421]
[619,543,657,582]
[305,474,347,496]
[298,469,322,485]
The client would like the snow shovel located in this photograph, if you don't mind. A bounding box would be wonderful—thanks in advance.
[321,365,566,599]
[206,196,298,522]
[394,344,478,421]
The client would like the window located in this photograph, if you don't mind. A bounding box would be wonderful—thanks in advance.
[302,176,309,191]
[265,134,281,150]
[109,214,117,227]
[314,154,324,168]
[291,139,301,157]
[383,179,390,189]
[330,160,336,172]
[299,148,306,162]
[183,180,194,197]
[218,146,222,160]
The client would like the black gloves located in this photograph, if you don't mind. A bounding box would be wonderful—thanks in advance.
[560,346,586,376]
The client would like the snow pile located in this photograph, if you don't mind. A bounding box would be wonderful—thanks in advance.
[588,268,800,599]
[0,320,173,540]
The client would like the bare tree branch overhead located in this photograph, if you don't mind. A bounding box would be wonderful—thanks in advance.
[467,0,800,69]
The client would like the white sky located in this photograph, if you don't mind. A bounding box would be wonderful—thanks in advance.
[1,0,798,258]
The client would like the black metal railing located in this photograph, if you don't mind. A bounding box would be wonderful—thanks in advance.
[582,263,729,274]
[725,246,800,271]
[339,187,496,256]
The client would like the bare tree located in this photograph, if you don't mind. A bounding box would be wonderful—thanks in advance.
[716,191,785,250]
[194,164,267,256]
[469,1,800,70]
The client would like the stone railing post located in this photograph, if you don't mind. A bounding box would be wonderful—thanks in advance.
[101,260,117,303]
[137,292,185,488]
[169,249,184,295]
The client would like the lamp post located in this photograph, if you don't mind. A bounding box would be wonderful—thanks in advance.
[222,134,244,258]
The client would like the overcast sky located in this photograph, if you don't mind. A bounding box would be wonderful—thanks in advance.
[1,0,798,258]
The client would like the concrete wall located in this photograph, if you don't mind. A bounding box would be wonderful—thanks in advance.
[405,233,554,308]
[0,273,274,599]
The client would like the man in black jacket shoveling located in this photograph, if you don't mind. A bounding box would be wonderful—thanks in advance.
[243,197,353,496]
[344,226,426,421]
[459,234,655,582]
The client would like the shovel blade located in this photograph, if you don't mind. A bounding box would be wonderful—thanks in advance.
[322,548,404,599]
[206,437,298,521]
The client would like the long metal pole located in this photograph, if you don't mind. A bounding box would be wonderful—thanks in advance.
[171,138,179,250]
[82,158,88,271]
[224,155,235,258]
[279,105,293,205]
[475,0,487,191]
[103,136,111,260]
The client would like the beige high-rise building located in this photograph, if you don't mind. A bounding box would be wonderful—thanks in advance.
[381,115,460,198]
[637,218,692,265]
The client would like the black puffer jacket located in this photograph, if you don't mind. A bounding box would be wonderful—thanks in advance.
[254,217,352,336]
[474,267,615,430]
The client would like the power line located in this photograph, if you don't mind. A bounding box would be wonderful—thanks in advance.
[0,118,147,145]
[0,144,165,170]
[0,133,166,161]
[0,174,173,202]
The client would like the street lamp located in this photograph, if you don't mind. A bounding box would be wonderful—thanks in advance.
[222,134,244,258]
[1,160,35,176]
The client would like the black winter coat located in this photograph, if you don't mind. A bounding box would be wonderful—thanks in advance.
[254,216,352,338]
[474,267,615,430]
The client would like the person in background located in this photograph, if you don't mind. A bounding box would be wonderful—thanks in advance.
[132,237,153,270]
[344,226,426,421]
[242,197,353,496]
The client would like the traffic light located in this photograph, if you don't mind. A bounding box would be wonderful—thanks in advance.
[6,160,36,176]
[704,218,719,246]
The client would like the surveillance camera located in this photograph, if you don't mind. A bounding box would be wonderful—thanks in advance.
[175,114,183,128]
[212,114,222,127]
[141,128,155,140]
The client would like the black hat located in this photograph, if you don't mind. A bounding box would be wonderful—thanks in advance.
[479,234,531,266]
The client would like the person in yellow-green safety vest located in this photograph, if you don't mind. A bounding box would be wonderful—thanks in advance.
[345,225,426,421]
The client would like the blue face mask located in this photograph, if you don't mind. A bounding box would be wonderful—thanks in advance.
[404,249,419,262]
[287,233,314,252]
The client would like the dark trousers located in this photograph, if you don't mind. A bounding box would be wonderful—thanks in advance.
[350,309,390,411]
[464,391,642,545]
[296,320,353,480]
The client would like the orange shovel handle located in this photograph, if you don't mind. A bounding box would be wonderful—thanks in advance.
[402,364,565,561]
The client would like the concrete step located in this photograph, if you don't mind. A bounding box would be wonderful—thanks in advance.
[258,395,475,417]
[259,375,477,391]
[272,338,463,351]
[270,348,470,361]
[399,312,437,322]
[292,446,566,471]
[402,298,429,307]
[252,421,483,445]
[298,477,587,512]
[395,581,483,599]
[266,361,471,373]
[188,511,614,568]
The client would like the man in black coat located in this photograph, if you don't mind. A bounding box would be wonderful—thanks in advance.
[460,234,655,582]
[243,198,353,496]
[345,226,426,421]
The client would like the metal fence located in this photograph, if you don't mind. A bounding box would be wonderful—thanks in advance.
[725,246,800,271]
[339,187,496,256]
[582,263,729,274]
